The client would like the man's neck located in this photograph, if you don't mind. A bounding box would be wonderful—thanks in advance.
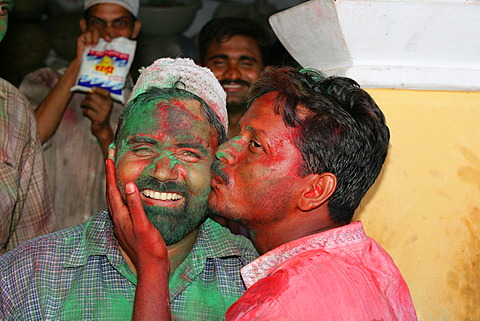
[227,112,246,138]
[249,219,341,255]
[120,229,199,278]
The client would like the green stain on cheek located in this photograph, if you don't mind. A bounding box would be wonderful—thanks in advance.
[0,21,7,42]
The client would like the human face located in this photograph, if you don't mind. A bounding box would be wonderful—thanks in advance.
[204,35,263,109]
[114,98,218,245]
[209,92,305,228]
[0,0,13,42]
[83,4,140,39]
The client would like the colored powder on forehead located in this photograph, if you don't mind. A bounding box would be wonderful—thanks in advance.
[155,100,203,132]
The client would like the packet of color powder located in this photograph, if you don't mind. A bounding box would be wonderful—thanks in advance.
[71,37,136,104]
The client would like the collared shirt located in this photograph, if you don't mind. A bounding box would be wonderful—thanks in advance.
[19,68,129,229]
[0,210,258,320]
[0,78,57,253]
[227,221,418,321]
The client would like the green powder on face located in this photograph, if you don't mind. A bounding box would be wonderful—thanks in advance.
[0,19,7,42]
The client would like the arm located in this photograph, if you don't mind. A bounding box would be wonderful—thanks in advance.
[34,30,106,144]
[34,58,80,143]
[81,87,115,159]
[105,159,171,321]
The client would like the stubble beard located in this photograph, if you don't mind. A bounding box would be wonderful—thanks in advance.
[118,176,209,245]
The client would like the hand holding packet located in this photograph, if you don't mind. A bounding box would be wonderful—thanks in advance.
[71,37,136,104]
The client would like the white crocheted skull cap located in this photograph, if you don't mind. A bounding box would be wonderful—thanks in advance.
[130,57,228,132]
[84,0,139,17]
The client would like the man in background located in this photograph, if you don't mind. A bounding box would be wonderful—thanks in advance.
[198,16,270,138]
[19,0,141,228]
[0,0,57,253]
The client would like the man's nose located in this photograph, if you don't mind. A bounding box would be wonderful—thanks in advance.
[224,63,241,80]
[151,154,179,181]
[216,140,241,165]
[103,24,117,38]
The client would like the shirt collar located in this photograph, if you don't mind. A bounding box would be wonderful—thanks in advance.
[179,218,253,272]
[63,214,252,273]
[241,221,367,288]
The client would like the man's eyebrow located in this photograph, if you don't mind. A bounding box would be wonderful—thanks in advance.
[239,55,259,63]
[127,135,157,145]
[206,54,228,61]
[113,15,133,22]
[176,142,209,155]
[245,125,263,137]
[207,54,259,64]
[88,15,131,21]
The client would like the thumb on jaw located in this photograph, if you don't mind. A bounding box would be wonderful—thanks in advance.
[125,182,136,195]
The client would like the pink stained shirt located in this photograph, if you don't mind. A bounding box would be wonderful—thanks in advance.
[226,221,417,321]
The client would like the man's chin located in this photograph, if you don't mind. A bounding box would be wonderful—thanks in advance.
[144,204,208,245]
[226,98,248,113]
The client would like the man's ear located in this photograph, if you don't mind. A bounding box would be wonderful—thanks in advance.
[79,18,87,33]
[131,20,142,39]
[298,172,337,212]
[262,65,273,72]
[108,144,116,161]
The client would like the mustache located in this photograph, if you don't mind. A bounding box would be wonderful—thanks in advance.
[135,175,189,197]
[211,161,229,184]
[219,79,252,88]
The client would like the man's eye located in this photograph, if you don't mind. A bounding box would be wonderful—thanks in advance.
[89,18,104,26]
[0,4,11,15]
[249,140,262,150]
[210,60,226,68]
[240,61,254,68]
[113,19,130,28]
[179,151,200,162]
[132,147,154,156]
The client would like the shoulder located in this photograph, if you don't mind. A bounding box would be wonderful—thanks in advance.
[0,78,27,104]
[0,223,86,273]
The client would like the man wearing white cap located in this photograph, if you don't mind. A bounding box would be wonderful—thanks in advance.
[18,0,141,230]
[0,58,258,320]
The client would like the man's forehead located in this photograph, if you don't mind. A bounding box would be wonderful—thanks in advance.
[155,99,204,122]
[121,98,216,146]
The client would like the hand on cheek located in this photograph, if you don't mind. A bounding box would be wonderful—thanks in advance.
[105,159,170,271]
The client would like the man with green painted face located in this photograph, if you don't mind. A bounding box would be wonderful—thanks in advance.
[0,0,57,253]
[0,58,257,320]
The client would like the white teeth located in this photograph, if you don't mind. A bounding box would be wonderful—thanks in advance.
[142,189,182,201]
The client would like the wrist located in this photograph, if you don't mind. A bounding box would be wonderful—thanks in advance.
[92,124,113,139]
[137,260,170,278]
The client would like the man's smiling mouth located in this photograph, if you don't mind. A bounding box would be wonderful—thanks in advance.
[141,189,183,201]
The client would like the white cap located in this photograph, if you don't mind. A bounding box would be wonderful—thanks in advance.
[84,0,139,17]
[130,58,228,132]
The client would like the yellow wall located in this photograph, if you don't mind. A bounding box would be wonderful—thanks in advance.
[353,89,480,321]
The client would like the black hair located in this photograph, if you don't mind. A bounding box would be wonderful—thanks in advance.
[249,67,390,225]
[198,16,271,66]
